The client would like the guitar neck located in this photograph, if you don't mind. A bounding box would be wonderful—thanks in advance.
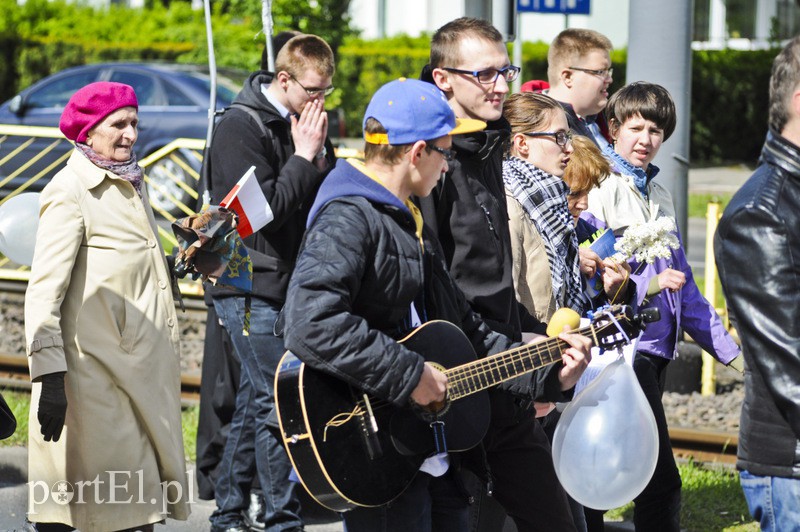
[444,323,598,401]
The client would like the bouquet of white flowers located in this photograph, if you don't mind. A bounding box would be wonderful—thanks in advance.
[612,216,680,264]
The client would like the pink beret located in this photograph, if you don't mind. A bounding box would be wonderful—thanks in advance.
[59,82,138,143]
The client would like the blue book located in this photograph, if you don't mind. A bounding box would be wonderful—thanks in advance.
[580,228,616,298]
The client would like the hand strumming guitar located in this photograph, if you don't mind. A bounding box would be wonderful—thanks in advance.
[410,362,448,407]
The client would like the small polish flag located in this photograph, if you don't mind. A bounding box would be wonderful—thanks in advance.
[220,166,274,238]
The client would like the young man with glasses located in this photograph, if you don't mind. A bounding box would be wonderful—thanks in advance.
[547,28,615,149]
[420,17,590,532]
[206,33,336,532]
[283,76,591,532]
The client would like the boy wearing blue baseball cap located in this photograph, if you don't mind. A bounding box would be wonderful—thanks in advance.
[281,78,591,530]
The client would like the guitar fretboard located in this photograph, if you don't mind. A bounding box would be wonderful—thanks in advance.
[444,323,605,401]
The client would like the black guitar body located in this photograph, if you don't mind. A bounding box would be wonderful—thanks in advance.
[276,306,646,512]
[274,320,491,511]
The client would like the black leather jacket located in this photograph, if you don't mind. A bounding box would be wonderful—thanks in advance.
[714,130,800,478]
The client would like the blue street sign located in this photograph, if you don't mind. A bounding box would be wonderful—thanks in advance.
[517,0,590,15]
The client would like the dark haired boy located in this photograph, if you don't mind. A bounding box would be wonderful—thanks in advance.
[585,82,741,531]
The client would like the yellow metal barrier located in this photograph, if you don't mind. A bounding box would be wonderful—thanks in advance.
[0,124,205,296]
[701,200,723,396]
[1,126,354,297]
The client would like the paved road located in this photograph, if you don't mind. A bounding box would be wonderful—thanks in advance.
[0,445,343,532]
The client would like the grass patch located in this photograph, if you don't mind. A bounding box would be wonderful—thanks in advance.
[1,390,29,447]
[694,273,728,311]
[688,192,733,219]
[605,460,756,531]
[1,389,200,463]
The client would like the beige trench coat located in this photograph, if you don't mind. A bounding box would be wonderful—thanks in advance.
[24,150,190,530]
[506,192,558,323]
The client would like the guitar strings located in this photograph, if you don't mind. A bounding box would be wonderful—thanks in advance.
[446,322,616,400]
[322,319,620,428]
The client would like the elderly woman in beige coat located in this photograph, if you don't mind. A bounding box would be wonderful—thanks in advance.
[24,82,190,531]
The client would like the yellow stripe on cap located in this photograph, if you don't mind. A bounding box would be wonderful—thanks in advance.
[364,131,390,145]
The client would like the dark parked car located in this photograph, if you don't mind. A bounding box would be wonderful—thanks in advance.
[0,62,243,214]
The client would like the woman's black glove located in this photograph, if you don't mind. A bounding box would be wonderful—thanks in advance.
[38,372,67,442]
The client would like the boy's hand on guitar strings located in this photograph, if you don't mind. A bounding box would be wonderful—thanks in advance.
[557,327,593,391]
[410,362,448,408]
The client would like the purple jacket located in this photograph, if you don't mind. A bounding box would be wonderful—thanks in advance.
[582,205,739,364]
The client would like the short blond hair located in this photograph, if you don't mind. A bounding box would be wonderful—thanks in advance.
[562,135,609,194]
[547,29,612,85]
[275,34,335,79]
[430,17,503,68]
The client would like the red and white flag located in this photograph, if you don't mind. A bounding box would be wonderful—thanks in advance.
[220,166,273,238]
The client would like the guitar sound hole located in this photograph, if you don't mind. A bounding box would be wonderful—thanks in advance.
[413,398,451,422]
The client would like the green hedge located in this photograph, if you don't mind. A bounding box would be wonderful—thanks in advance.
[0,0,777,166]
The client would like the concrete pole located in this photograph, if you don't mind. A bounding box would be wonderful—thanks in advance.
[708,0,726,48]
[626,0,692,241]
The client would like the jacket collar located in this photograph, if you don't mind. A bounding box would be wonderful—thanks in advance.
[233,71,285,126]
[761,129,800,179]
[453,117,510,160]
[68,149,121,190]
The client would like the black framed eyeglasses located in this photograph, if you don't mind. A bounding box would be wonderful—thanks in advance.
[289,74,335,97]
[569,66,613,79]
[441,65,521,84]
[427,144,455,162]
[524,130,573,147]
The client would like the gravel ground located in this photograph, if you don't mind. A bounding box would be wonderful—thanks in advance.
[0,292,744,433]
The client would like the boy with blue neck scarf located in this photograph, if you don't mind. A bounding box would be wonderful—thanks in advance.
[582,82,742,532]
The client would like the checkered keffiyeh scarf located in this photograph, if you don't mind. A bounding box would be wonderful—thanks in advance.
[502,156,586,313]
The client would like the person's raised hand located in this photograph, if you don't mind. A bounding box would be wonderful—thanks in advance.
[291,99,328,163]
[410,362,447,408]
[658,268,686,293]
[37,371,67,442]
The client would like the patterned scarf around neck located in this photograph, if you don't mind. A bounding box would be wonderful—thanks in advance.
[76,143,144,197]
[602,143,660,199]
[502,156,586,313]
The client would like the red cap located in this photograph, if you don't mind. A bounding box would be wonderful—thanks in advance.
[59,82,138,143]
[520,80,551,93]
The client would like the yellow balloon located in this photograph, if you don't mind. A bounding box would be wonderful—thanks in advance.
[546,307,581,337]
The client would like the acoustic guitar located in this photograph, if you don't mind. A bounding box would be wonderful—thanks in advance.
[274,305,651,512]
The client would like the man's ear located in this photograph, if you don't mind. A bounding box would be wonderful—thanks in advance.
[560,67,574,89]
[408,140,427,164]
[431,68,452,93]
[275,71,291,90]
[791,88,800,118]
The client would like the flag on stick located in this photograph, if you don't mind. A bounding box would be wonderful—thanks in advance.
[220,166,274,238]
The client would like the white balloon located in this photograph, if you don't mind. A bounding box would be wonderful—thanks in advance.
[552,357,659,510]
[0,193,41,266]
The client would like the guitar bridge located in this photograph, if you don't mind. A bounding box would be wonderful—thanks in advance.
[358,394,383,460]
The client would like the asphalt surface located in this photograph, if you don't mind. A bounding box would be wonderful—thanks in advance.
[0,165,752,532]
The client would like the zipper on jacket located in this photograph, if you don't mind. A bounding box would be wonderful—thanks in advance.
[480,203,498,237]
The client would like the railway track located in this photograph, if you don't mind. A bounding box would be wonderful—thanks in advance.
[1,353,738,465]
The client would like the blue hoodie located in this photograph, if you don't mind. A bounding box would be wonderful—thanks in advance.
[308,159,414,227]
